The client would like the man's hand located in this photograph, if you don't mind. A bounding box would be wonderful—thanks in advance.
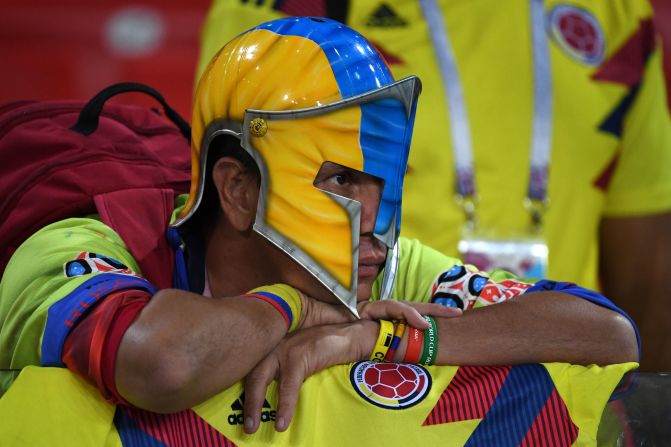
[243,300,461,433]
[356,299,462,329]
[242,320,378,434]
[298,291,462,329]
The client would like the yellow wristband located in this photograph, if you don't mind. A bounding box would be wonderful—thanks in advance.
[369,320,394,362]
[245,284,302,333]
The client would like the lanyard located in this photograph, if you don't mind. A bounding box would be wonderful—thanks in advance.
[419,0,552,231]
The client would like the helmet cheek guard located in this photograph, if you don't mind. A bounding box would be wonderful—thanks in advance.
[176,17,422,316]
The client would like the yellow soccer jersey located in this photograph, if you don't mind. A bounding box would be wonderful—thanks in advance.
[0,362,636,446]
[0,218,155,393]
[197,0,671,290]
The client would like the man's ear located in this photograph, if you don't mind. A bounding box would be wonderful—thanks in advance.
[211,157,259,231]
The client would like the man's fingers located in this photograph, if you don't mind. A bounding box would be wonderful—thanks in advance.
[244,359,277,434]
[274,364,306,432]
[413,302,463,318]
[358,301,463,328]
[359,301,427,328]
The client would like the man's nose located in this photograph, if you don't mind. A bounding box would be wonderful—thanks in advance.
[359,182,381,234]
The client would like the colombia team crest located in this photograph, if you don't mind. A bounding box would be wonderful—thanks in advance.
[350,361,431,409]
[548,4,605,66]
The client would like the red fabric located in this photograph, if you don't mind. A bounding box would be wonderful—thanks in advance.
[94,188,176,289]
[0,96,191,275]
[62,289,151,404]
[592,19,655,87]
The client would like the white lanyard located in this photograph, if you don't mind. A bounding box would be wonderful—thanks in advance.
[419,0,552,229]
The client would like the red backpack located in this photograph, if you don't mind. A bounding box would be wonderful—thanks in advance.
[0,83,192,288]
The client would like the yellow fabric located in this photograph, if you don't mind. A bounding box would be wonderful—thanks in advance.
[0,363,637,446]
[197,0,671,291]
[0,367,121,447]
[0,218,142,372]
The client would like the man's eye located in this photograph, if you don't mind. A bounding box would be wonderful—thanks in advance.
[334,174,348,185]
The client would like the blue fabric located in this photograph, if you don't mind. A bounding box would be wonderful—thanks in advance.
[115,408,169,447]
[166,227,190,291]
[41,273,157,367]
[466,364,555,447]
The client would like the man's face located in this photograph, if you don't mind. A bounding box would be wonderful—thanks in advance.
[312,161,387,301]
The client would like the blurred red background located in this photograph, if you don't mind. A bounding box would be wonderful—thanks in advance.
[0,0,669,120]
[0,0,209,118]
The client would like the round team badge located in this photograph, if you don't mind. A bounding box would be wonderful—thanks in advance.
[548,5,605,66]
[350,361,431,409]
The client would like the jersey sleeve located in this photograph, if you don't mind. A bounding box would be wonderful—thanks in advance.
[62,288,151,404]
[377,238,639,346]
[603,48,671,216]
[374,237,537,307]
[0,217,157,377]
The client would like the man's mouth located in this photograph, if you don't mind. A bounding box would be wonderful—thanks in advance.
[358,262,383,279]
[358,236,387,279]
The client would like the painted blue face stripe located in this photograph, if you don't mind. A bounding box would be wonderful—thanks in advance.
[41,273,157,367]
[465,364,555,446]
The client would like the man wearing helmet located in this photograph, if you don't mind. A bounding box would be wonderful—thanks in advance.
[0,17,637,433]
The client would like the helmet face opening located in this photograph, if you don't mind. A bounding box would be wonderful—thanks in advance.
[176,17,422,315]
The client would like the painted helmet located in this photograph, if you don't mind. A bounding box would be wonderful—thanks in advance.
[173,17,421,316]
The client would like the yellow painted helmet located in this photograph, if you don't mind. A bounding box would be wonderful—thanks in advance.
[173,17,421,315]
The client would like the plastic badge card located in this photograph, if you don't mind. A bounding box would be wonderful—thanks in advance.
[458,234,548,278]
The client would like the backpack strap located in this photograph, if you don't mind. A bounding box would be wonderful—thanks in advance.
[94,188,176,290]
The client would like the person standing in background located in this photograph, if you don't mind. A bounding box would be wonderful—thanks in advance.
[196,0,671,371]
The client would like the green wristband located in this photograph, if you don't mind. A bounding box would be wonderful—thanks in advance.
[419,316,438,366]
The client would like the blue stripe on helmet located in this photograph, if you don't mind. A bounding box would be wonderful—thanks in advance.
[252,17,394,97]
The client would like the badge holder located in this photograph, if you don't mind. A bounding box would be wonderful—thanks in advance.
[457,195,549,279]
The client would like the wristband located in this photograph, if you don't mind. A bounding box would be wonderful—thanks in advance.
[403,326,424,364]
[419,316,438,366]
[243,284,302,333]
[370,320,394,362]
[384,323,406,362]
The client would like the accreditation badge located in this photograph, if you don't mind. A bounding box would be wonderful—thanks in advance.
[458,231,548,278]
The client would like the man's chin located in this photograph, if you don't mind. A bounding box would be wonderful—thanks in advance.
[356,281,374,302]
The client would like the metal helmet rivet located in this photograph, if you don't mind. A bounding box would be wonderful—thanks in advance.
[249,118,268,137]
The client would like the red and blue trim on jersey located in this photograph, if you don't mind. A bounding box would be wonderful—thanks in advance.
[42,272,157,367]
[242,291,294,331]
[114,405,237,447]
[424,364,579,446]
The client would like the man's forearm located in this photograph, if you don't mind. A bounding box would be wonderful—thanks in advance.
[115,288,288,413]
[434,292,639,366]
